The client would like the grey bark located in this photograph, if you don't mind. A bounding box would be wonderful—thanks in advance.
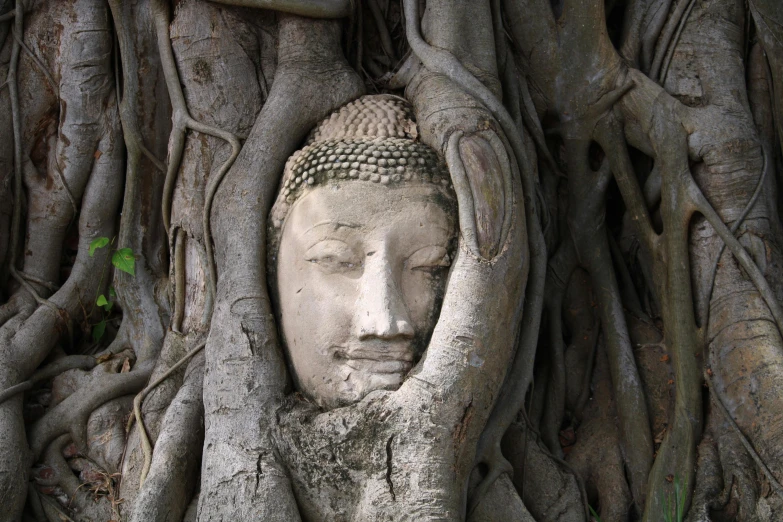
[2,1,783,521]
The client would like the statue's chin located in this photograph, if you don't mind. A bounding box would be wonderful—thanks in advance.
[313,364,412,410]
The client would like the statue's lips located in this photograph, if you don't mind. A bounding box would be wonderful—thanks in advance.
[332,344,415,375]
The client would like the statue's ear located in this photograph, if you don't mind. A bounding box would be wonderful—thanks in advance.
[446,129,514,260]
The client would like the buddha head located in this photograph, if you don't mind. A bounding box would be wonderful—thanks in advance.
[268,95,458,410]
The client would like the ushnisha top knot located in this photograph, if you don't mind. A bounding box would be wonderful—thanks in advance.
[269,94,454,231]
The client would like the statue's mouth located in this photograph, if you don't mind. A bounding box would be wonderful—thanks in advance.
[343,358,413,374]
[332,343,415,375]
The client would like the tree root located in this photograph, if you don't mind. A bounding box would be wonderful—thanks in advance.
[129,350,204,522]
[0,355,96,406]
[502,420,586,522]
[401,0,549,509]
[687,175,783,335]
[12,26,56,94]
[16,271,59,293]
[29,362,153,462]
[540,240,578,456]
[699,143,770,330]
[705,371,783,500]
[35,434,114,522]
[0,292,34,330]
[171,228,186,333]
[657,0,696,85]
[4,1,48,310]
[197,11,363,520]
[568,344,634,522]
[565,142,654,508]
[490,0,560,179]
[687,431,722,522]
[651,0,697,84]
[5,1,21,289]
[367,0,395,62]
[129,341,205,486]
[151,0,241,320]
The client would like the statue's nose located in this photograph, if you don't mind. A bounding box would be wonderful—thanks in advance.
[353,254,415,340]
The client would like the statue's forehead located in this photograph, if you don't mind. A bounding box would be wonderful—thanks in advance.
[285,182,455,236]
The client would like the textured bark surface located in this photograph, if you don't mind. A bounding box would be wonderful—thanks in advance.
[1,0,782,521]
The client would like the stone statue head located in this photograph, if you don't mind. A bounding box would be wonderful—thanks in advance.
[268,95,457,410]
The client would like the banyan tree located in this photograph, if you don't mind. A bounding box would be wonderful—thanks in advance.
[1,0,783,521]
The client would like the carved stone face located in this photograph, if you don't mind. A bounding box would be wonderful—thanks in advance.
[276,181,456,409]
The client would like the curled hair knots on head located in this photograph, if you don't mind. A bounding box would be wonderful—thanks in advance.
[267,94,456,261]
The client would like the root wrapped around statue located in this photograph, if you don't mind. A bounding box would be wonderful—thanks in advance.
[266,94,528,520]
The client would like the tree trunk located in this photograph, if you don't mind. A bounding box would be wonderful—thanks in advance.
[1,0,782,521]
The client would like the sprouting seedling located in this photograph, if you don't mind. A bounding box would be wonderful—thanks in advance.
[92,287,115,342]
[89,236,136,276]
[589,505,602,522]
[89,236,136,341]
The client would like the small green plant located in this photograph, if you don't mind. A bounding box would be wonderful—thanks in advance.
[92,287,116,342]
[662,475,688,522]
[89,237,136,341]
[589,505,602,522]
[89,236,136,276]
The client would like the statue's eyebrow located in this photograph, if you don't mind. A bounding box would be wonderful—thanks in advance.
[305,220,361,233]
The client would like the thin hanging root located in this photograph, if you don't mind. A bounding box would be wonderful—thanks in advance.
[597,115,657,255]
[700,144,769,331]
[517,72,560,178]
[353,0,362,71]
[16,270,59,292]
[574,326,600,420]
[6,5,71,330]
[658,0,697,84]
[172,228,186,333]
[139,142,166,174]
[566,147,653,507]
[491,0,570,181]
[367,0,395,61]
[109,0,166,176]
[201,133,239,316]
[13,27,57,93]
[7,0,25,298]
[130,341,205,486]
[686,176,783,335]
[705,371,783,500]
[402,2,548,504]
[538,240,579,457]
[649,0,696,82]
[0,355,97,405]
[152,0,241,319]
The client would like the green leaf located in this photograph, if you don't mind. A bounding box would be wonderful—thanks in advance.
[588,505,602,522]
[96,294,112,312]
[112,248,136,276]
[92,320,106,342]
[89,237,110,257]
[109,286,116,298]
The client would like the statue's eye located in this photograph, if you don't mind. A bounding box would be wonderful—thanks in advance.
[407,246,450,273]
[304,240,361,273]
